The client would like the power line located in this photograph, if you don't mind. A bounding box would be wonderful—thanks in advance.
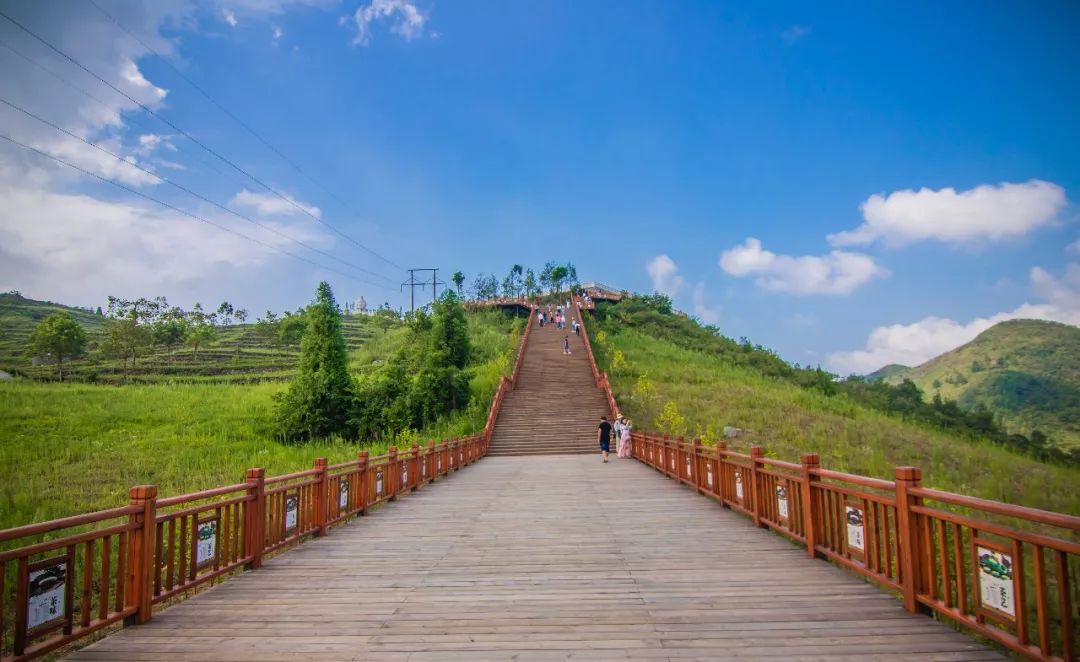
[0,36,242,186]
[87,0,368,225]
[0,7,406,274]
[0,94,399,287]
[0,132,395,291]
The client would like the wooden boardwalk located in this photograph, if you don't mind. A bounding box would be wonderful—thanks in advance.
[66,456,1001,661]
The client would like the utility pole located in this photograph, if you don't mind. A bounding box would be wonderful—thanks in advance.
[401,268,446,314]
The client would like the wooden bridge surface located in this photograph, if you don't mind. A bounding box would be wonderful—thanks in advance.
[66,456,1001,661]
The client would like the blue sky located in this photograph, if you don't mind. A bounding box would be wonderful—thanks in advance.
[0,0,1078,373]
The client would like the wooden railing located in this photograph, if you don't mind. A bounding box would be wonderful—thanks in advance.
[629,432,1080,660]
[570,303,1079,661]
[0,436,487,661]
[0,315,532,661]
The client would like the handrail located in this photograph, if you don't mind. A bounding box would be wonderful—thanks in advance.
[625,429,1080,660]
[0,338,519,661]
[573,309,1078,661]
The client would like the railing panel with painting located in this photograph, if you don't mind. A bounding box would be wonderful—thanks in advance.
[152,484,252,606]
[907,488,1078,662]
[0,501,145,661]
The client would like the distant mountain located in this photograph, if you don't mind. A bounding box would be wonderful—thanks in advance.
[881,319,1080,449]
[866,363,911,381]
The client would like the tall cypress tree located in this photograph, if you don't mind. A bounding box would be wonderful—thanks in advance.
[275,281,355,442]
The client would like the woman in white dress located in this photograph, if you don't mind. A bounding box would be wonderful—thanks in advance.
[618,418,633,458]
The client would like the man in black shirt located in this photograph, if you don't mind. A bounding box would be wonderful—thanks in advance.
[597,416,612,463]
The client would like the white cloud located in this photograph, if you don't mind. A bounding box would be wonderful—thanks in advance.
[719,237,886,295]
[781,24,811,44]
[348,0,427,45]
[135,134,177,156]
[1068,239,1080,254]
[829,180,1066,247]
[0,183,328,303]
[646,254,683,297]
[223,8,238,26]
[230,188,321,219]
[691,282,721,325]
[272,25,284,42]
[827,264,1080,374]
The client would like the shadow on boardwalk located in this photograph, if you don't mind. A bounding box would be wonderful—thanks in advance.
[67,456,1001,661]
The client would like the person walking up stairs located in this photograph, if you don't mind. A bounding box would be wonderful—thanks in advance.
[488,305,610,456]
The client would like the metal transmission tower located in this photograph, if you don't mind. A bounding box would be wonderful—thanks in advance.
[401,269,447,313]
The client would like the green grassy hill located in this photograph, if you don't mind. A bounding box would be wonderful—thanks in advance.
[0,293,521,530]
[1,291,380,383]
[588,297,1080,517]
[881,319,1080,449]
[866,363,911,381]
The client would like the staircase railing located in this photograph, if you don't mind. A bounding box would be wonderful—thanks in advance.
[572,297,619,420]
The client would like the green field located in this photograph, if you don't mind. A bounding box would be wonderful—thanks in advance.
[589,310,1080,518]
[0,306,521,531]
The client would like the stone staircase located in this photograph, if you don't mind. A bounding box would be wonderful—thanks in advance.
[488,312,611,456]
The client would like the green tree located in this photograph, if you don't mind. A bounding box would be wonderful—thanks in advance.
[523,268,538,297]
[451,271,465,297]
[277,312,306,349]
[411,292,472,419]
[549,265,569,293]
[471,273,499,300]
[372,305,398,335]
[275,281,355,442]
[100,318,151,380]
[655,400,686,436]
[183,304,218,357]
[26,312,87,381]
[152,307,189,354]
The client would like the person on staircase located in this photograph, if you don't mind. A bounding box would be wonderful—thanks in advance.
[597,416,612,463]
[617,417,633,458]
[563,335,571,355]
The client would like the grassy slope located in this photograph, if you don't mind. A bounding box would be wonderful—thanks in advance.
[886,319,1080,449]
[592,325,1080,518]
[0,308,520,530]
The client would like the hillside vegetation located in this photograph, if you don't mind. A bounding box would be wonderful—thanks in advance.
[0,291,372,383]
[0,295,521,530]
[589,296,1080,517]
[877,319,1080,450]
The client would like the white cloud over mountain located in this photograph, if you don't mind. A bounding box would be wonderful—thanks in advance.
[827,263,1080,375]
[719,237,886,295]
[829,180,1066,247]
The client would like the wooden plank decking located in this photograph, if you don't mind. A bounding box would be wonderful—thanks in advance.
[66,456,1002,661]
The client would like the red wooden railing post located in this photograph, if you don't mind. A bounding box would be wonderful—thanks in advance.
[388,446,399,501]
[749,446,765,528]
[244,468,265,569]
[895,466,930,615]
[800,454,821,558]
[692,439,703,493]
[313,458,328,537]
[677,436,687,484]
[716,443,728,506]
[124,485,157,626]
[427,440,436,483]
[357,452,369,515]
[411,444,421,490]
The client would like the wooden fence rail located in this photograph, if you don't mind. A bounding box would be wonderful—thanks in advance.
[0,307,532,661]
[573,300,1079,661]
[626,431,1080,661]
